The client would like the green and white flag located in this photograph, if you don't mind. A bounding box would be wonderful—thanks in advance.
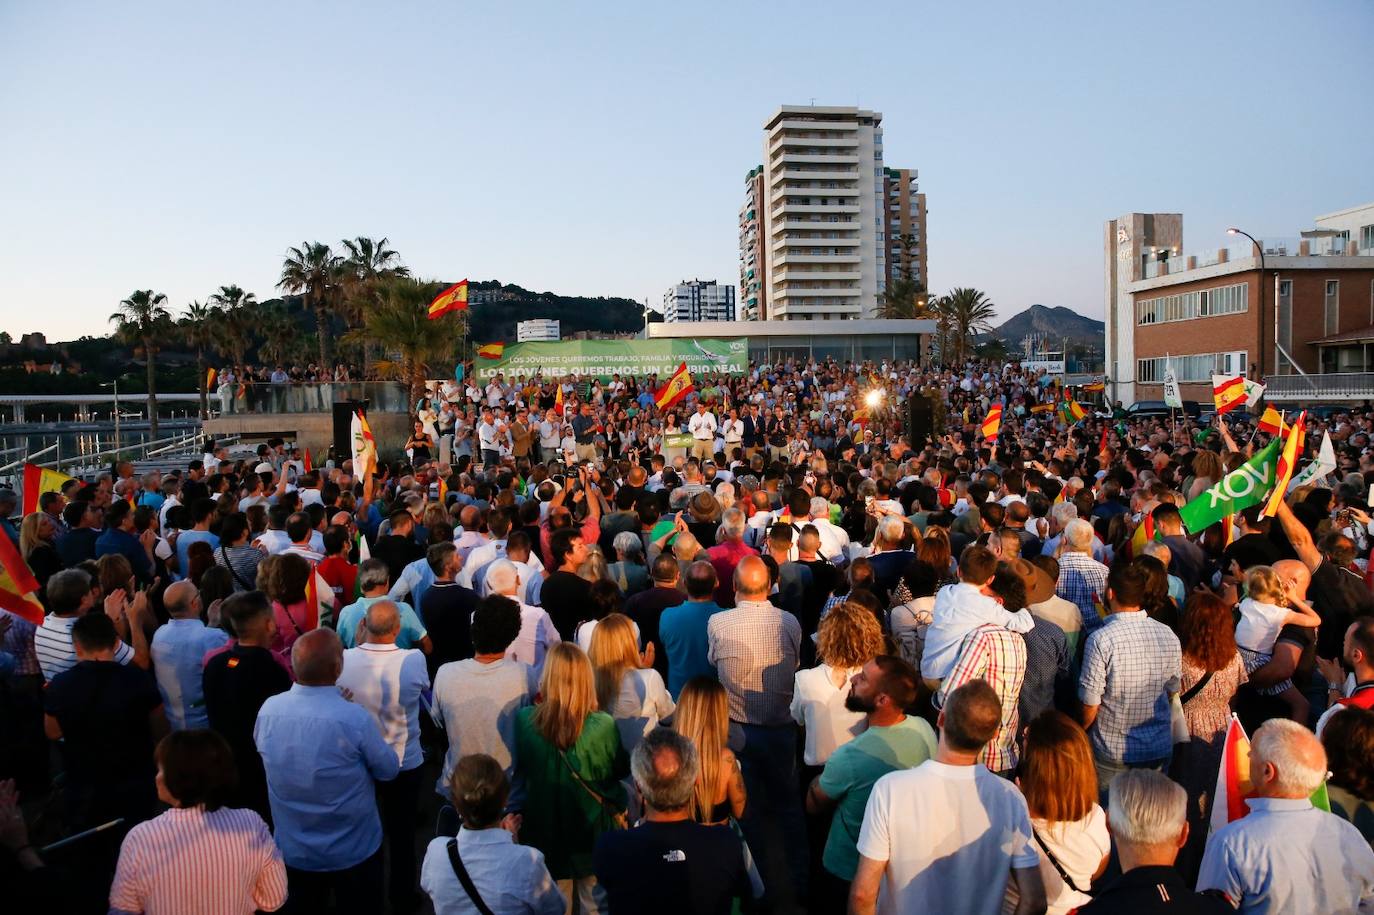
[1179,438,1282,535]
[1163,357,1183,409]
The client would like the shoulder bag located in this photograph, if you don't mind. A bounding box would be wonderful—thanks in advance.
[446,838,496,915]
[1031,826,1092,896]
[558,748,629,830]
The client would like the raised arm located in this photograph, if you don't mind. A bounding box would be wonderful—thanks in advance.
[1274,499,1322,573]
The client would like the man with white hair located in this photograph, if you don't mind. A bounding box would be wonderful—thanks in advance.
[1076,769,1230,913]
[807,495,850,565]
[1042,501,1107,563]
[485,560,559,676]
[707,507,758,607]
[1055,518,1110,633]
[1197,719,1374,913]
[336,600,430,912]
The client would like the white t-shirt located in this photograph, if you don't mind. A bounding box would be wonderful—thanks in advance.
[856,760,1039,915]
[688,411,718,440]
[1235,597,1288,654]
[336,643,430,770]
[1029,805,1110,915]
[790,663,866,766]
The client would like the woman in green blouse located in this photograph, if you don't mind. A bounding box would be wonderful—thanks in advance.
[516,641,630,913]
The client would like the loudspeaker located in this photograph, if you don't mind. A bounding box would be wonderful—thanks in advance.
[332,400,369,461]
[907,397,934,448]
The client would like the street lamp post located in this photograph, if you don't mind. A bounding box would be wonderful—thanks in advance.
[1227,228,1267,378]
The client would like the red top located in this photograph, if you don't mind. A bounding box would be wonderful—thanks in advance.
[316,556,358,607]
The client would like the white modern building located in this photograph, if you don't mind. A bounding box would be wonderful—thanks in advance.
[516,319,560,342]
[663,279,736,323]
[739,166,768,320]
[759,105,886,321]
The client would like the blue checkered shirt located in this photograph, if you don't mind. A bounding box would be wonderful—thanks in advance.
[1055,551,1110,633]
[1078,611,1181,764]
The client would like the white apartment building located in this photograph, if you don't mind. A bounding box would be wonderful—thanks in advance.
[739,166,767,320]
[760,105,886,320]
[663,280,736,323]
[516,319,560,342]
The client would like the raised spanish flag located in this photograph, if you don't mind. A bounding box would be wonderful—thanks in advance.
[302,448,313,473]
[1260,411,1305,519]
[22,463,74,516]
[0,529,44,625]
[1210,715,1252,834]
[655,362,694,412]
[206,367,217,392]
[427,280,469,319]
[1212,374,1247,415]
[980,402,1003,442]
[1126,512,1159,560]
[476,342,504,360]
[1081,381,1105,394]
[1257,406,1285,436]
[1029,402,1056,415]
[553,384,564,416]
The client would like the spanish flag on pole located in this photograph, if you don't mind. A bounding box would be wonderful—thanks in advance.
[655,362,694,412]
[476,342,504,360]
[1212,374,1247,415]
[427,280,469,319]
[1257,406,1285,436]
[0,530,44,625]
[22,463,74,516]
[1260,411,1305,519]
[980,402,1003,442]
[206,367,217,392]
[553,384,564,416]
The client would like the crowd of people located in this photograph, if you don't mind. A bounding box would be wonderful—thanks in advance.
[2,355,1374,914]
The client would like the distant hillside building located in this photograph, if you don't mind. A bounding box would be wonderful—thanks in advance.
[663,280,736,323]
[882,168,927,292]
[516,319,560,342]
[1105,203,1374,406]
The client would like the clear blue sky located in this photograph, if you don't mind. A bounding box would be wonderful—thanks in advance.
[3,1,1372,341]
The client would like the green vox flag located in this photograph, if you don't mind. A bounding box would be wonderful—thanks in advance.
[1178,438,1281,535]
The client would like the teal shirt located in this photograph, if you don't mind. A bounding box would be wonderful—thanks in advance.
[336,596,425,648]
[817,715,938,880]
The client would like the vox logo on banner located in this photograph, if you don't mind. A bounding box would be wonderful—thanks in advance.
[1178,438,1281,534]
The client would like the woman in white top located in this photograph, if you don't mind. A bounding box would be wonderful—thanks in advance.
[790,600,884,767]
[588,613,674,755]
[1014,710,1111,915]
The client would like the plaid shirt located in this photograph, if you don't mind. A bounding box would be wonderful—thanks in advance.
[1079,610,1182,764]
[935,624,1027,773]
[0,609,39,677]
[707,599,802,726]
[1055,551,1110,633]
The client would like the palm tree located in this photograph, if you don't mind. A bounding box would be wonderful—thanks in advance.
[110,290,172,438]
[180,300,215,418]
[350,277,461,403]
[258,303,300,366]
[279,242,342,369]
[207,285,258,370]
[880,276,930,320]
[943,287,998,365]
[341,236,409,375]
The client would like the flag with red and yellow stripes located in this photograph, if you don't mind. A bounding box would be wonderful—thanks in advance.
[1212,375,1247,415]
[427,280,469,319]
[0,530,44,625]
[655,362,694,412]
[1261,411,1306,519]
[981,403,1003,442]
[1257,407,1285,435]
[476,342,504,360]
[22,463,74,516]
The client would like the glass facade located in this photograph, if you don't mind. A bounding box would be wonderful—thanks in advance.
[744,333,927,364]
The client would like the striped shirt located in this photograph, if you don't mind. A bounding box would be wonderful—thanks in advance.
[36,614,133,681]
[935,624,1027,773]
[108,805,287,915]
[706,599,802,726]
[214,544,264,593]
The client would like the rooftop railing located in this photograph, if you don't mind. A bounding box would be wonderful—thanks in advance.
[213,381,412,415]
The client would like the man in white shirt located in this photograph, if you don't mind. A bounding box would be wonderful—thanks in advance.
[336,600,430,912]
[808,496,850,565]
[721,408,745,460]
[477,409,504,468]
[485,561,560,677]
[537,409,562,465]
[687,402,718,462]
[850,679,1045,915]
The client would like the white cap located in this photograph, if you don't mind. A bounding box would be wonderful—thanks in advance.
[254,462,273,474]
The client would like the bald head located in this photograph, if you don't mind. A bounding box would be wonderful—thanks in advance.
[459,505,481,530]
[734,555,770,601]
[163,580,200,619]
[292,628,343,685]
[1273,559,1310,600]
[364,600,401,642]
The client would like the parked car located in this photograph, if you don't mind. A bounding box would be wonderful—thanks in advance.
[1125,400,1201,419]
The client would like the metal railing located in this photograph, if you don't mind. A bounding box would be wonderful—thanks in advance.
[1265,373,1363,402]
[211,381,410,415]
